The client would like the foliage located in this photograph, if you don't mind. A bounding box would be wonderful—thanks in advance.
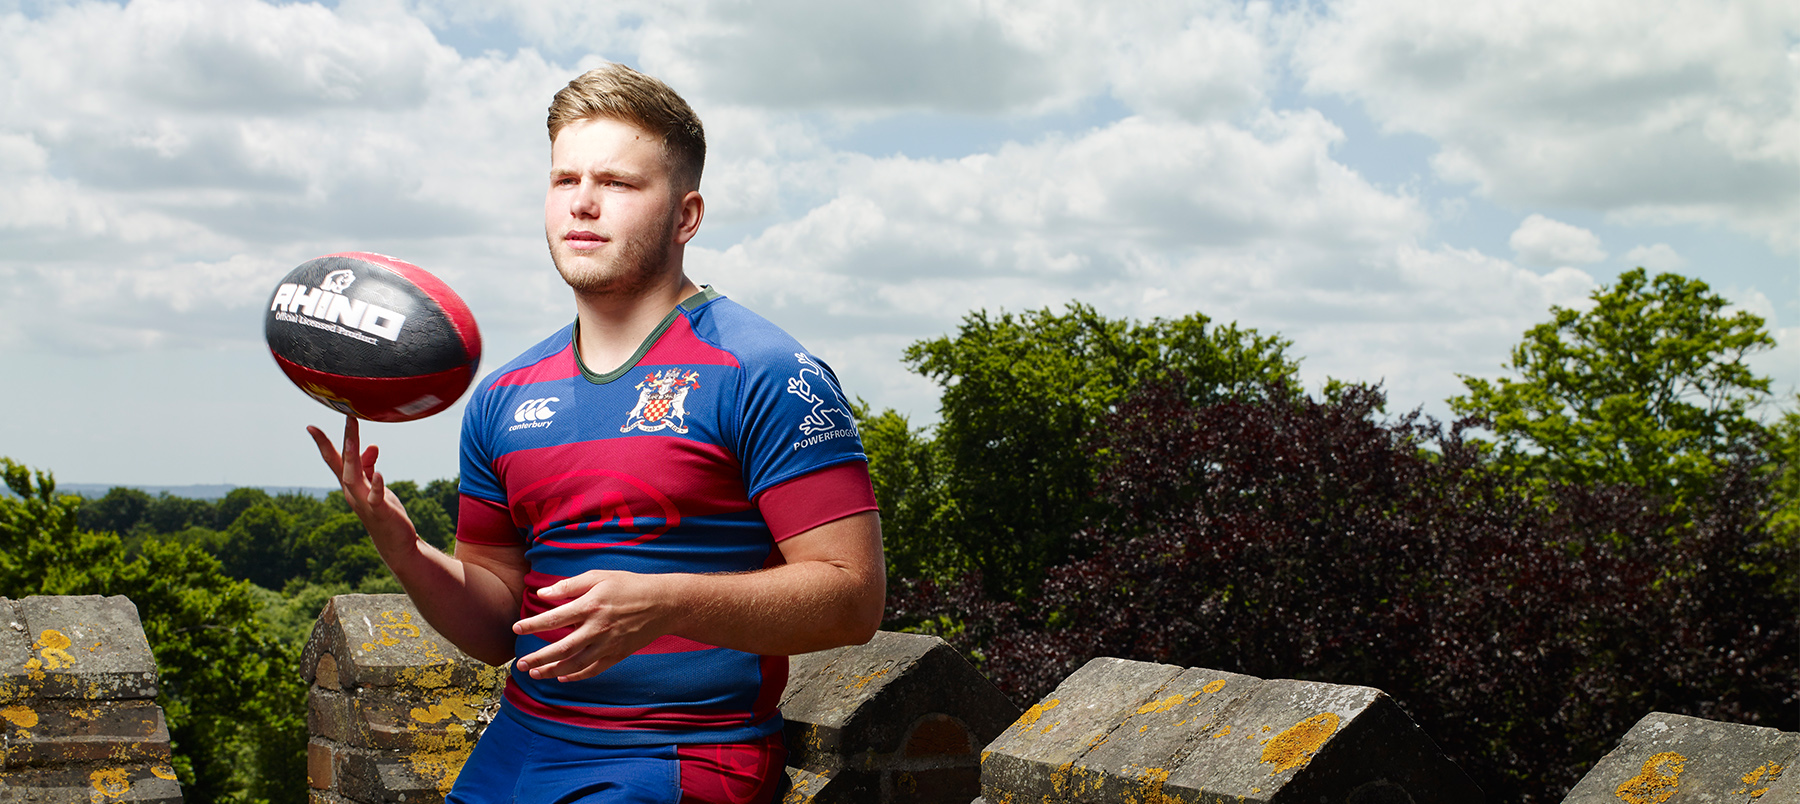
[0,459,307,803]
[885,302,1297,598]
[891,381,1797,802]
[1450,268,1775,504]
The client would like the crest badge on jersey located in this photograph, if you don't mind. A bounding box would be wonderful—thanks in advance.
[621,368,702,434]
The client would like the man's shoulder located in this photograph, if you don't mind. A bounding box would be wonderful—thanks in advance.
[683,292,810,368]
[473,323,578,394]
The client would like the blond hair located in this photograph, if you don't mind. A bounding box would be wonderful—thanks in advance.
[547,64,706,192]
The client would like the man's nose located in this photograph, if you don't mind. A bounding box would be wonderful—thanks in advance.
[570,180,602,218]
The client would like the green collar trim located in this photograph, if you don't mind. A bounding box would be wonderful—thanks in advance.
[572,286,720,385]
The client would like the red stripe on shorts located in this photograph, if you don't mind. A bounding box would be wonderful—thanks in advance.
[677,733,787,804]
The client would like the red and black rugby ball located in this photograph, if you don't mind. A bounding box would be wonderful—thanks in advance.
[265,252,481,423]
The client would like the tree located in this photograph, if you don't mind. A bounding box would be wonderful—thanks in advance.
[1450,268,1775,503]
[77,486,154,535]
[891,380,1796,802]
[891,302,1297,598]
[0,458,307,803]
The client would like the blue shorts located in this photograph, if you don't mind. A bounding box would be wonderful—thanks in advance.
[448,711,788,804]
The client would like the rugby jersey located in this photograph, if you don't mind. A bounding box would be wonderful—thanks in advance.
[456,286,876,747]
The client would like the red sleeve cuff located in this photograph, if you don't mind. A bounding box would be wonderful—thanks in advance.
[756,462,879,542]
[456,494,523,546]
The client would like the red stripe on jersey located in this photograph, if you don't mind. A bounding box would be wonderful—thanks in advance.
[490,341,581,387]
[504,684,744,730]
[499,439,750,537]
[643,315,740,368]
[755,462,879,541]
[677,734,787,804]
[456,493,522,545]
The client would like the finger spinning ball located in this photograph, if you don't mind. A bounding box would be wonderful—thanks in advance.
[265,252,481,422]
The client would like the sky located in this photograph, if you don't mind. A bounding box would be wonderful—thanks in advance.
[1,0,1795,489]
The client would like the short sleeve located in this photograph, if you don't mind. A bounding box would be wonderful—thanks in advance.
[735,349,868,500]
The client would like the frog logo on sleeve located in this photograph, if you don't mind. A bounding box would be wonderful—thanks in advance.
[621,368,702,434]
[786,353,858,450]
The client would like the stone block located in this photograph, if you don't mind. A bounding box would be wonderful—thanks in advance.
[302,595,504,692]
[0,596,159,702]
[0,596,181,803]
[0,764,183,803]
[982,658,1484,803]
[304,595,503,803]
[780,631,1022,803]
[2,699,171,768]
[1559,712,1800,804]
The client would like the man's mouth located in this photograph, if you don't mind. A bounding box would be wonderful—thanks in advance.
[565,231,604,243]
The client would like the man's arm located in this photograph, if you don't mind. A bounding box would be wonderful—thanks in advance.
[511,509,885,683]
[307,415,526,666]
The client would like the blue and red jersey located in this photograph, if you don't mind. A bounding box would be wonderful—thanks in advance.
[455,287,876,747]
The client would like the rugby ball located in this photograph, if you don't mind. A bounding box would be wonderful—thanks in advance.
[265,252,481,422]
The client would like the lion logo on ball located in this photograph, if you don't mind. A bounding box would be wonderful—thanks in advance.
[320,269,357,294]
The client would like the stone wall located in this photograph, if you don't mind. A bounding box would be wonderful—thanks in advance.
[0,595,182,803]
[1559,711,1798,803]
[9,592,1798,804]
[299,594,506,803]
[978,657,1484,804]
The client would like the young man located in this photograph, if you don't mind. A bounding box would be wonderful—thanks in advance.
[308,64,884,803]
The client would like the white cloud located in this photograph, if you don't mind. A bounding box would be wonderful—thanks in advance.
[1510,214,1607,266]
[1295,0,1800,250]
[1622,243,1687,272]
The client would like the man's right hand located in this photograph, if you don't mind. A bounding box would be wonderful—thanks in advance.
[307,414,418,549]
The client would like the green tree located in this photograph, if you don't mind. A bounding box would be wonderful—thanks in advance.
[1450,268,1775,503]
[215,487,273,530]
[219,504,302,590]
[891,302,1298,598]
[0,459,305,803]
[78,486,154,536]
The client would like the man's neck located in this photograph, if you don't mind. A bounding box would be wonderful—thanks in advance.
[572,272,702,377]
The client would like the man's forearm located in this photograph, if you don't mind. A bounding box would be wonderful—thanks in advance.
[373,535,523,666]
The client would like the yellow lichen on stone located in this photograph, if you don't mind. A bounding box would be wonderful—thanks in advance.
[1212,725,1231,739]
[1735,759,1782,798]
[1016,698,1060,728]
[847,668,890,691]
[410,694,481,725]
[1,703,37,728]
[151,765,178,781]
[361,610,424,651]
[1136,693,1195,716]
[406,722,478,796]
[1121,766,1174,804]
[1615,751,1685,804]
[1260,712,1340,776]
[88,768,131,801]
[1201,679,1227,694]
[33,628,75,670]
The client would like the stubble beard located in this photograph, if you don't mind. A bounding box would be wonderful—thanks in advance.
[550,216,674,298]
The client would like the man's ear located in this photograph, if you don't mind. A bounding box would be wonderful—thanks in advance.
[673,190,704,245]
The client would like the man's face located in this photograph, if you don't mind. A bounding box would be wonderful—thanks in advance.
[544,117,685,296]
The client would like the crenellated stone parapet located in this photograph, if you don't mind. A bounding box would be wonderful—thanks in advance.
[0,595,182,803]
[300,594,507,804]
[978,657,1485,804]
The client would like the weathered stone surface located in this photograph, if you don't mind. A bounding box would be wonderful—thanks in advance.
[780,631,1022,804]
[0,596,159,702]
[0,764,183,803]
[982,658,1483,804]
[981,657,1186,802]
[0,596,181,803]
[304,595,505,803]
[302,595,502,692]
[1559,712,1800,804]
[2,698,171,768]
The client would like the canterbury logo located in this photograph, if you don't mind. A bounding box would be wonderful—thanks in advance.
[514,398,559,423]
